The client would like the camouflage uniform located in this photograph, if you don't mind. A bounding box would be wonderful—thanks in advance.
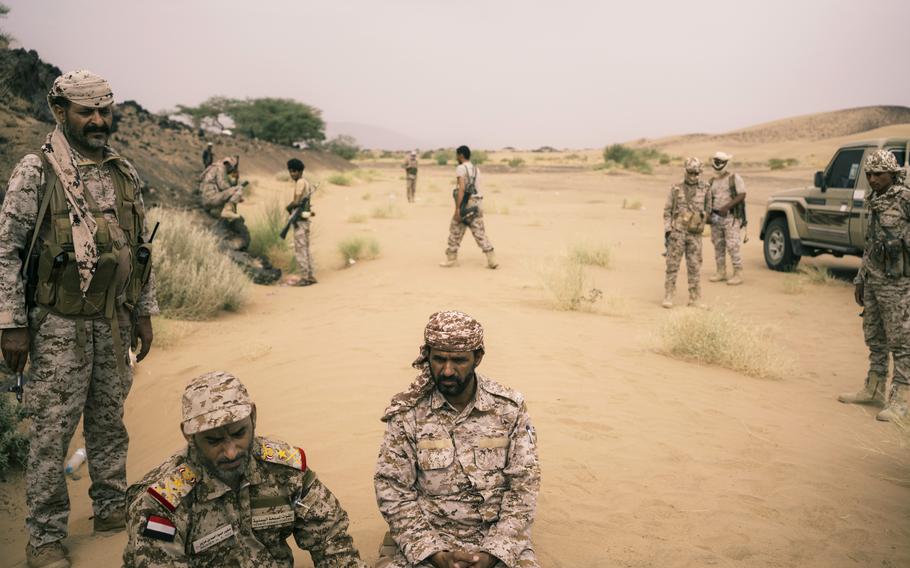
[663,160,712,303]
[124,371,366,568]
[845,149,910,419]
[446,163,494,257]
[403,155,418,203]
[374,311,540,568]
[708,171,746,273]
[0,92,159,549]
[200,158,240,218]
[288,177,316,281]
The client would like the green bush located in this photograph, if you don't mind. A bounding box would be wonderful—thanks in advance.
[248,198,290,258]
[508,157,525,168]
[602,144,666,174]
[471,150,489,165]
[435,149,455,166]
[0,391,28,477]
[328,173,352,186]
[325,135,360,161]
[147,208,250,320]
[420,150,433,160]
[338,235,380,266]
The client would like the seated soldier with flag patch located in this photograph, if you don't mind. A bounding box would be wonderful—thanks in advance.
[123,371,367,567]
[374,311,541,568]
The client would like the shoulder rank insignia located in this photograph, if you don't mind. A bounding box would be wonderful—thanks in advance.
[147,463,198,512]
[257,438,307,471]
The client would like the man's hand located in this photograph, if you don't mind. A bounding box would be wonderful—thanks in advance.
[1,327,30,373]
[135,316,154,362]
[429,551,498,568]
[453,211,461,222]
[715,205,730,216]
[854,282,864,307]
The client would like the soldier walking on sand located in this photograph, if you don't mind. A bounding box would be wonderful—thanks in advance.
[123,371,367,567]
[0,70,158,568]
[439,145,498,269]
[286,158,317,286]
[403,150,419,203]
[663,158,712,309]
[707,151,747,285]
[838,149,910,422]
[374,310,540,568]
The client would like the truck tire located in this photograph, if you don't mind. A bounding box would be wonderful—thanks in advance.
[764,217,800,271]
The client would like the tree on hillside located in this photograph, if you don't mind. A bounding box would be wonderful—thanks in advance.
[177,96,325,147]
[325,134,360,161]
[1,3,12,49]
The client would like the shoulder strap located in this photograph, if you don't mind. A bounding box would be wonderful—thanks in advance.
[729,174,737,196]
[22,161,58,277]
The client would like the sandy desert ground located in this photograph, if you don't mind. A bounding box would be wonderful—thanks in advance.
[1,136,910,567]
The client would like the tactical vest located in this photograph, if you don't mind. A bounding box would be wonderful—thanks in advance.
[26,156,152,320]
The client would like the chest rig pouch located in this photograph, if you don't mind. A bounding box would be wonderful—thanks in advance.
[870,197,910,278]
[24,157,152,319]
[675,185,705,235]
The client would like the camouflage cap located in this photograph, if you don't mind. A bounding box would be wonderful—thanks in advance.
[424,310,484,352]
[222,155,239,170]
[181,371,253,435]
[865,149,902,174]
[47,69,113,112]
[684,157,703,174]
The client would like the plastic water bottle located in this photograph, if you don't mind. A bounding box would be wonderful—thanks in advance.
[65,448,87,479]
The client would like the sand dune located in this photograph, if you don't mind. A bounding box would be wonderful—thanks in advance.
[2,153,908,567]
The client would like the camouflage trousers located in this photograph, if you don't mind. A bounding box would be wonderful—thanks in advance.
[24,309,133,547]
[446,197,493,255]
[862,276,910,386]
[406,175,417,203]
[710,216,743,271]
[377,536,539,568]
[202,188,239,218]
[293,219,314,280]
[665,230,703,298]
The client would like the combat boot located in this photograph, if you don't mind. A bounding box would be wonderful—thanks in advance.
[838,373,886,405]
[726,268,743,286]
[708,269,727,282]
[439,253,458,267]
[876,384,909,422]
[687,293,707,309]
[93,509,126,533]
[661,293,673,309]
[26,542,70,568]
[485,250,499,269]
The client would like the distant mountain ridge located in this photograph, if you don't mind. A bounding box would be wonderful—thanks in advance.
[326,121,428,151]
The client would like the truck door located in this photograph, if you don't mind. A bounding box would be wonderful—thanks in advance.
[807,148,865,244]
[850,146,908,248]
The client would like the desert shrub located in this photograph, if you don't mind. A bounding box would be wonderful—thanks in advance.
[659,155,671,165]
[781,275,807,295]
[622,198,643,210]
[798,264,848,286]
[358,149,376,160]
[421,150,433,160]
[352,169,380,182]
[347,213,368,224]
[660,309,790,379]
[435,149,455,166]
[371,202,403,219]
[150,317,196,349]
[769,158,800,170]
[508,157,525,168]
[147,208,250,319]
[328,173,352,186]
[361,192,372,201]
[570,242,613,268]
[538,256,603,311]
[325,135,360,160]
[338,235,380,266]
[380,150,396,159]
[602,144,666,174]
[0,392,29,476]
[248,198,289,258]
[471,150,489,165]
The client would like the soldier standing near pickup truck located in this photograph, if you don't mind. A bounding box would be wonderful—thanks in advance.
[707,152,747,285]
[662,158,712,309]
[838,150,910,422]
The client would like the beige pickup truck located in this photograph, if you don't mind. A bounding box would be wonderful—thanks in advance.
[759,138,909,271]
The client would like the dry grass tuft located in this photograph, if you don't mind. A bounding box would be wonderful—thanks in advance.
[781,274,807,295]
[148,208,250,319]
[150,317,197,349]
[538,256,603,311]
[328,173,352,186]
[570,242,613,268]
[371,202,404,219]
[248,198,290,259]
[622,198,643,210]
[347,213,368,224]
[659,309,791,379]
[338,235,381,266]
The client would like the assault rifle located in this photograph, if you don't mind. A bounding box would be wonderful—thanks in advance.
[1,372,26,403]
[280,182,320,240]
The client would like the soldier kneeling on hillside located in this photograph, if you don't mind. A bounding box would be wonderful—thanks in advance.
[123,371,368,567]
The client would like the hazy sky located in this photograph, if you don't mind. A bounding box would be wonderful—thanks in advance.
[4,0,909,148]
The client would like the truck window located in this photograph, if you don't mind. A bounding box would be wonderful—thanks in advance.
[887,148,906,167]
[825,149,864,189]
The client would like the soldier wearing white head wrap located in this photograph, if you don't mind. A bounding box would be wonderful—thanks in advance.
[707,151,748,285]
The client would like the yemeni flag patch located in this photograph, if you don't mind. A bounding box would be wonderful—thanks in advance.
[143,515,177,542]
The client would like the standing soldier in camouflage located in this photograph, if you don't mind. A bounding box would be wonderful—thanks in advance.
[285,158,317,286]
[374,310,540,568]
[707,151,747,285]
[123,371,367,567]
[662,158,712,309]
[439,146,498,269]
[202,142,214,170]
[200,155,244,220]
[838,150,910,422]
[402,150,419,203]
[0,70,158,568]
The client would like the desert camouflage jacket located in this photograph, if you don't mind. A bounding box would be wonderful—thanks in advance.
[123,436,367,568]
[0,149,159,329]
[403,157,419,178]
[857,183,910,283]
[374,375,540,568]
[199,162,233,201]
[663,179,711,234]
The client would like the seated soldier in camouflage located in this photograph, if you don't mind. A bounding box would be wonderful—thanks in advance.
[200,156,244,219]
[123,371,367,568]
[374,311,541,568]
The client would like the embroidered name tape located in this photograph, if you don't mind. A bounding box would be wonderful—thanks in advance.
[251,507,295,530]
[143,515,176,542]
[193,524,234,553]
